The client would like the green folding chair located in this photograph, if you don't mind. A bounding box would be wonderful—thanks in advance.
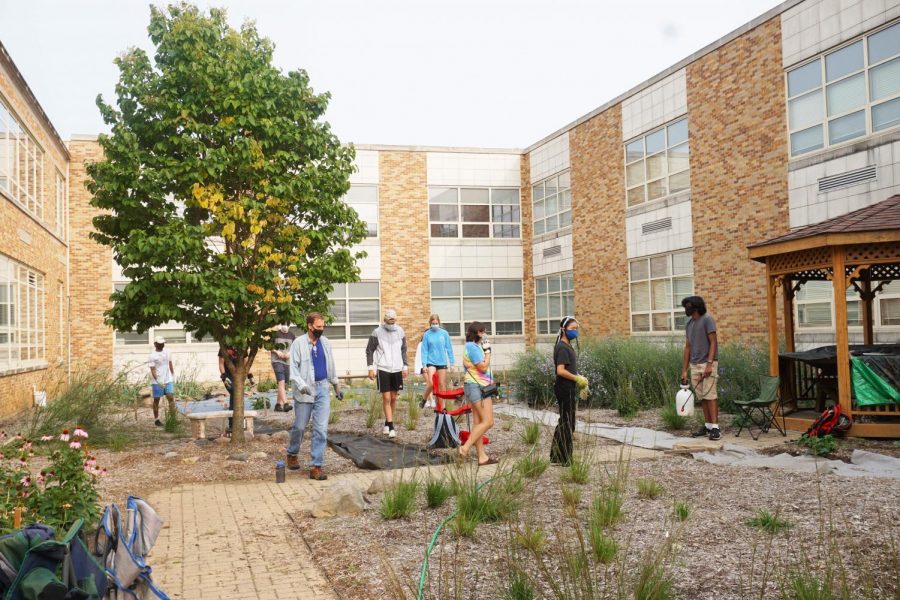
[733,375,786,440]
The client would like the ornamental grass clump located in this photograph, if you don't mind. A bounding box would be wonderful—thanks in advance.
[380,480,418,520]
[0,427,105,533]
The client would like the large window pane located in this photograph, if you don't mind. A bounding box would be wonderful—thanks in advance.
[649,255,669,278]
[463,298,492,320]
[667,119,688,145]
[348,282,379,298]
[492,205,520,223]
[798,303,832,327]
[668,143,689,173]
[826,73,865,116]
[630,281,650,311]
[868,22,900,64]
[432,280,460,296]
[494,280,522,295]
[329,299,347,322]
[495,321,523,336]
[460,188,489,204]
[646,153,666,179]
[651,279,671,310]
[630,259,649,281]
[431,224,458,237]
[790,125,824,155]
[462,224,489,238]
[825,41,863,81]
[669,171,690,194]
[652,313,672,331]
[789,90,824,130]
[433,298,461,321]
[626,161,645,187]
[558,171,571,189]
[626,139,644,163]
[544,178,557,198]
[881,298,900,325]
[869,56,900,101]
[429,187,457,204]
[493,224,520,238]
[429,204,458,221]
[350,325,373,339]
[788,60,822,97]
[491,189,518,204]
[627,186,646,207]
[828,110,866,144]
[463,280,492,296]
[349,299,379,321]
[494,297,523,320]
[461,204,489,222]
[647,179,667,201]
[873,97,900,131]
[632,314,650,332]
[345,185,377,203]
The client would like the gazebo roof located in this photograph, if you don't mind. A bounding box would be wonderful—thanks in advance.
[749,195,900,260]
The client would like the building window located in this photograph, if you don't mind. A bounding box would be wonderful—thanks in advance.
[796,281,862,328]
[324,281,380,340]
[0,255,45,371]
[55,170,66,238]
[532,171,571,236]
[429,187,521,239]
[629,250,693,332]
[0,99,45,220]
[787,20,900,157]
[535,272,574,335]
[624,118,690,208]
[880,281,900,325]
[345,185,378,238]
[431,279,523,337]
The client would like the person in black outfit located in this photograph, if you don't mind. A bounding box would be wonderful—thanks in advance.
[551,316,587,466]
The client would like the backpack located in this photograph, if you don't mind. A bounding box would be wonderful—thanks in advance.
[804,404,852,438]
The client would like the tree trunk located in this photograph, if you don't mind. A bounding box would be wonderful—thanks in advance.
[231,357,247,443]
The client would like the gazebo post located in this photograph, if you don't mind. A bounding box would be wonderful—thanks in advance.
[831,247,852,415]
[765,262,780,378]
[783,275,795,353]
[860,275,874,346]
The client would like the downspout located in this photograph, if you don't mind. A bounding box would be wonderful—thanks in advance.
[65,159,71,383]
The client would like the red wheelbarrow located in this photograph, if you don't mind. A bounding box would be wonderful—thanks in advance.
[426,371,490,448]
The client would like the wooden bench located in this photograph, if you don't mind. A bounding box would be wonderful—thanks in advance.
[187,410,258,439]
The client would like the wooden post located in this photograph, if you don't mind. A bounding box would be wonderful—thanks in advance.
[831,248,852,415]
[861,276,874,346]
[13,506,22,529]
[766,262,780,378]
[783,275,795,353]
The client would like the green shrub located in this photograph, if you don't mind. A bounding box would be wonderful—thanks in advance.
[405,396,420,431]
[746,509,793,534]
[365,391,380,429]
[504,570,535,600]
[515,524,547,554]
[516,454,549,479]
[561,454,590,485]
[588,524,618,564]
[380,480,418,520]
[674,501,691,522]
[255,378,277,393]
[632,553,676,600]
[590,490,623,528]
[660,402,688,430]
[425,478,451,509]
[520,421,541,445]
[798,434,837,457]
[782,571,846,600]
[457,476,518,524]
[636,478,664,500]
[616,378,640,418]
[163,406,184,435]
[561,486,582,512]
[450,511,479,537]
[251,396,271,410]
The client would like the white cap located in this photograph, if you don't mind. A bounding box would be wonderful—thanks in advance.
[154,336,166,345]
[384,309,397,320]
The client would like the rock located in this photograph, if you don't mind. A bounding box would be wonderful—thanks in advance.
[256,434,271,441]
[164,451,178,459]
[312,481,367,518]
[214,436,231,445]
[182,456,200,465]
[670,439,724,454]
[228,452,250,462]
[250,451,268,460]
[194,438,211,447]
[271,430,290,441]
[367,472,397,495]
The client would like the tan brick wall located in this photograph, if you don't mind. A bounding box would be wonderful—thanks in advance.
[520,158,537,347]
[377,151,430,363]
[67,139,113,370]
[686,17,789,344]
[0,59,70,416]
[570,105,630,337]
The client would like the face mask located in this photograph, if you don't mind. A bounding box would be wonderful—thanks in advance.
[279,325,289,333]
[430,324,440,331]
[565,329,579,340]
[311,328,324,339]
[384,323,396,331]
[684,307,694,318]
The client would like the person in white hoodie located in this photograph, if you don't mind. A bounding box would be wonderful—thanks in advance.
[366,308,408,438]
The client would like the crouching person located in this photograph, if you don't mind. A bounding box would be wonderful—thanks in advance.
[286,312,343,480]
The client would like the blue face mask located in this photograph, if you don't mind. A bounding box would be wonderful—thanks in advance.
[565,329,579,340]
[430,324,440,331]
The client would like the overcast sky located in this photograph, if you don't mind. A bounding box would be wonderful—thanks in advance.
[0,0,780,149]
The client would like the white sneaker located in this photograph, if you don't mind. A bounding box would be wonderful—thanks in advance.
[383,425,390,435]
[388,429,397,439]
[425,399,436,408]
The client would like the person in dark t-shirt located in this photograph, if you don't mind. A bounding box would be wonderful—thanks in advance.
[680,296,720,441]
[551,316,587,466]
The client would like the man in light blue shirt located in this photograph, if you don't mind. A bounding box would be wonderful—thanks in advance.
[287,312,342,480]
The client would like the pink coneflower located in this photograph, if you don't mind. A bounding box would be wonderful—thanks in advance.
[19,476,30,487]
[69,441,82,449]
[0,431,6,439]
[73,427,88,438]
[85,457,97,467]
[40,435,53,441]
[59,430,70,442]
[36,473,45,485]
[22,442,32,451]
[18,458,27,467]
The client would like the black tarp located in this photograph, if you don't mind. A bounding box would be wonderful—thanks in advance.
[327,432,449,470]
[780,344,900,393]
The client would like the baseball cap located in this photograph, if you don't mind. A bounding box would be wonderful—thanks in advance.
[154,336,166,345]
[384,309,397,320]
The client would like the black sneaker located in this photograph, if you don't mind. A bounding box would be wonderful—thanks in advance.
[274,404,284,412]
[708,427,722,441]
[691,425,710,438]
[283,403,292,412]
[154,419,163,427]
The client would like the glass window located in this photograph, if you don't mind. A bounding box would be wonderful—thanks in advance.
[429,186,520,239]
[0,257,44,371]
[344,185,379,237]
[786,21,900,156]
[531,171,571,235]
[431,279,523,337]
[629,250,693,332]
[324,280,380,340]
[535,272,575,335]
[0,99,45,221]
[624,117,690,208]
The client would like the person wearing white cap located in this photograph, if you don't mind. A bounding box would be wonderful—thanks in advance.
[365,308,408,438]
[148,336,176,427]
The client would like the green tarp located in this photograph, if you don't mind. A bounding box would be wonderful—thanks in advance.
[851,357,900,406]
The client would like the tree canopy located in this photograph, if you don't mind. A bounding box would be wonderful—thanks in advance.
[87,3,366,440]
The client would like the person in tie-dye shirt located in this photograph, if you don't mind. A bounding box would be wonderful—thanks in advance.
[459,321,497,465]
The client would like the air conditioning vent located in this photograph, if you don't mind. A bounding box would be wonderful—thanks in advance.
[641,217,672,235]
[818,165,877,193]
[542,245,562,258]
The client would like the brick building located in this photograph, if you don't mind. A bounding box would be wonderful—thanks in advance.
[2,0,900,413]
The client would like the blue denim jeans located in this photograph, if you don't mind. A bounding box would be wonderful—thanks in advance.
[287,380,331,466]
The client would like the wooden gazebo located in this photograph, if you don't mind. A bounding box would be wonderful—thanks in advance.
[748,195,900,438]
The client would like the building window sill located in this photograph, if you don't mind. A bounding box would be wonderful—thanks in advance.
[0,363,50,378]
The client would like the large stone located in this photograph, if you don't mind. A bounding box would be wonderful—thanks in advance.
[164,451,178,459]
[312,481,367,518]
[228,452,250,462]
[214,436,231,445]
[670,439,724,454]
[182,456,200,465]
[366,472,398,495]
[271,430,290,441]
[250,451,268,460]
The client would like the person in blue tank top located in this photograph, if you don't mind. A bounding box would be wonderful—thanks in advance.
[421,314,455,407]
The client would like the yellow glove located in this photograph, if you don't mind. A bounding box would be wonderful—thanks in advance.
[574,375,588,389]
[578,386,590,401]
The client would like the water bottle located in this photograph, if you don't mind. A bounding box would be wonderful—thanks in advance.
[275,460,286,483]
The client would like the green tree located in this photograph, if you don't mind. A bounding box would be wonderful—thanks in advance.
[87,4,366,442]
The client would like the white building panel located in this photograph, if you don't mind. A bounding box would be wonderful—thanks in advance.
[625,200,693,258]
[529,133,570,183]
[426,152,521,187]
[621,69,687,141]
[532,233,573,277]
[349,150,379,184]
[429,242,525,280]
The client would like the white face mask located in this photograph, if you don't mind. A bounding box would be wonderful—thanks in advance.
[279,325,289,333]
[384,323,396,331]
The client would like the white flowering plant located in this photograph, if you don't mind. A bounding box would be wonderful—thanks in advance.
[0,427,105,534]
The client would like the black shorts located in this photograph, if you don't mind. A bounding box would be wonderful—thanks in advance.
[272,362,289,383]
[426,364,447,370]
[377,370,404,393]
